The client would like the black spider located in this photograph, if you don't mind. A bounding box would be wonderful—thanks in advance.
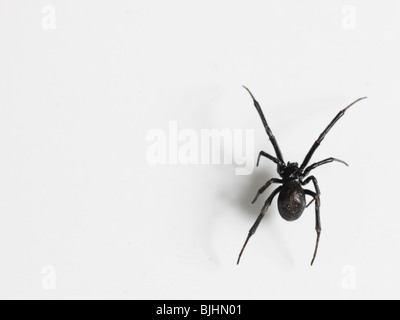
[237,86,366,266]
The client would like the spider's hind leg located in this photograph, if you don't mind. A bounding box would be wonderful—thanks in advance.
[302,175,320,207]
[251,178,282,204]
[304,189,321,266]
[237,186,282,265]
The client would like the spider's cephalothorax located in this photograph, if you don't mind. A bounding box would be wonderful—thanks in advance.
[237,86,366,266]
[281,162,301,180]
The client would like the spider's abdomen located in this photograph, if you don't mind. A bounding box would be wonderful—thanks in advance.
[278,180,306,221]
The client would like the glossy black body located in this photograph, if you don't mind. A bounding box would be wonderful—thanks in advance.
[237,86,366,266]
[278,179,306,221]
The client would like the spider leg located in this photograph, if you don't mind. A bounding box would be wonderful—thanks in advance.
[237,186,282,265]
[257,151,285,168]
[251,178,282,204]
[302,176,319,208]
[302,175,321,198]
[243,86,285,164]
[304,189,321,266]
[300,97,367,171]
[303,157,348,177]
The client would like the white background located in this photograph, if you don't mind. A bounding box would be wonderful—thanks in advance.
[0,0,399,300]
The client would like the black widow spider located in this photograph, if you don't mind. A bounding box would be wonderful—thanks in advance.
[237,86,366,266]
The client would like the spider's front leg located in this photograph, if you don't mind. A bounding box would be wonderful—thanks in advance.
[304,189,321,266]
